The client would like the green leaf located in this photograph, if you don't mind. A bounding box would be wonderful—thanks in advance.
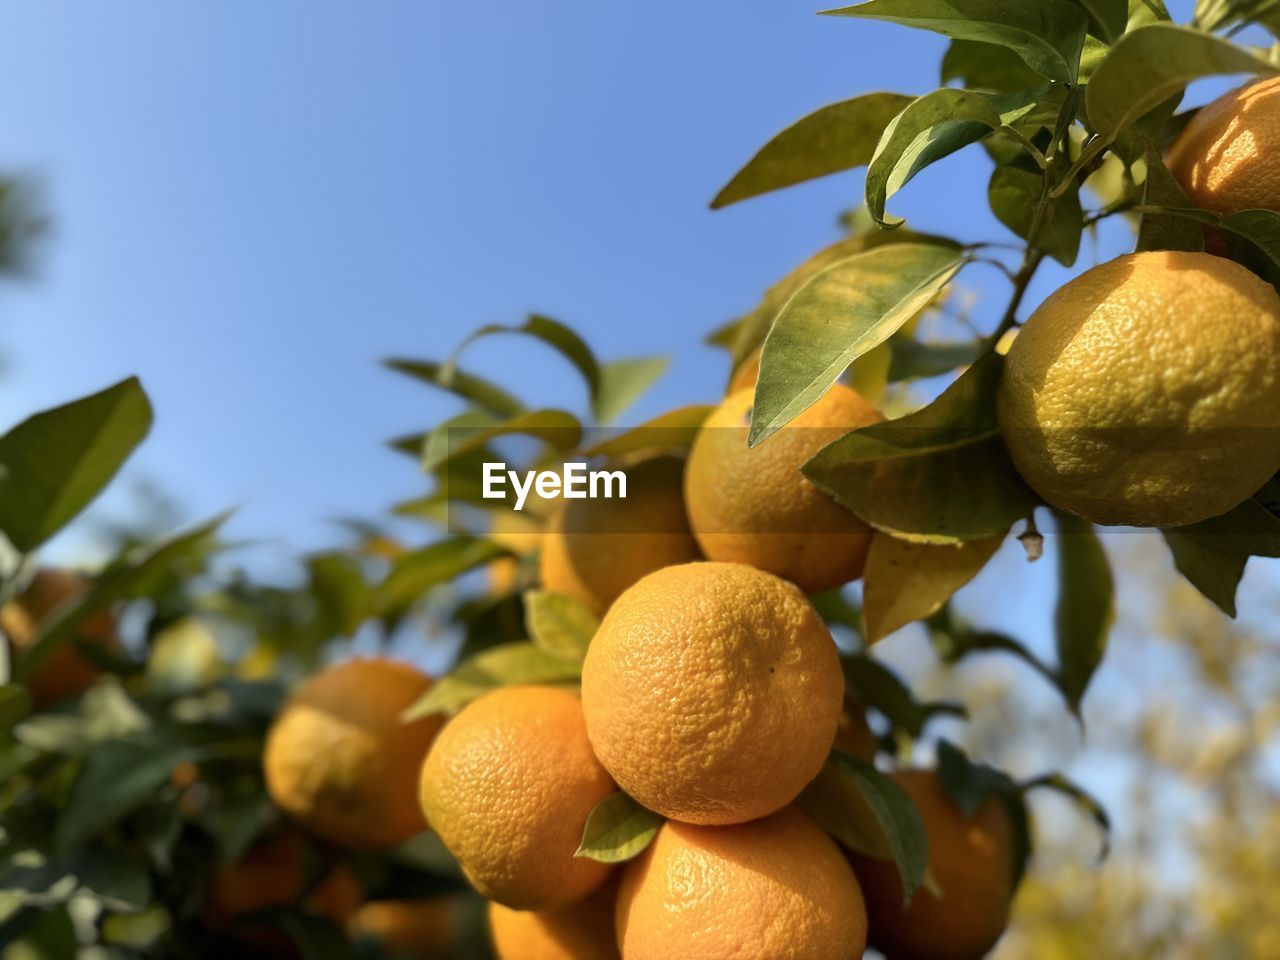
[1136,143,1204,253]
[383,358,525,419]
[814,753,929,903]
[585,405,713,459]
[712,93,914,208]
[523,590,600,663]
[77,847,152,912]
[941,39,1045,92]
[1071,0,1127,41]
[574,792,663,863]
[865,86,1049,225]
[307,552,369,637]
[1162,496,1280,617]
[1021,771,1112,860]
[1054,512,1113,717]
[55,739,199,854]
[989,163,1084,266]
[824,0,1088,83]
[0,378,153,552]
[401,642,582,720]
[13,515,227,682]
[1086,24,1276,141]
[594,356,669,424]
[0,686,30,735]
[936,740,1017,816]
[887,337,986,382]
[445,314,600,404]
[374,538,509,618]
[421,408,582,473]
[804,354,1039,543]
[749,243,966,445]
[841,655,965,738]
[863,535,1004,644]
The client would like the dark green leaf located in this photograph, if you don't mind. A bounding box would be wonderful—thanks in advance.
[825,753,929,903]
[989,163,1083,266]
[1086,24,1276,141]
[941,39,1044,92]
[1054,512,1113,717]
[1137,143,1204,253]
[383,358,525,419]
[712,93,914,208]
[750,244,966,445]
[1162,497,1280,617]
[0,686,30,734]
[524,589,600,663]
[55,739,199,854]
[936,740,1017,816]
[841,655,965,737]
[0,378,153,552]
[887,337,986,382]
[804,354,1039,543]
[824,0,1088,83]
[1021,771,1112,860]
[866,86,1049,225]
[574,792,662,863]
[1071,0,1127,41]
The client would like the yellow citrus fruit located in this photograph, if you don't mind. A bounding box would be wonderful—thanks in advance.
[998,251,1280,527]
[419,685,615,910]
[685,384,881,592]
[1168,75,1280,221]
[0,568,119,709]
[489,879,619,960]
[581,561,842,825]
[617,807,867,960]
[539,455,701,615]
[349,897,464,957]
[852,769,1016,960]
[263,658,443,850]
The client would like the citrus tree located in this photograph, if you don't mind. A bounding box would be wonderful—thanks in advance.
[5,1,1280,958]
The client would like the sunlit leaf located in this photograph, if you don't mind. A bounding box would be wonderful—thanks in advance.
[575,792,662,863]
[383,358,525,419]
[0,378,153,553]
[586,405,713,459]
[594,356,669,424]
[524,590,600,663]
[401,642,582,720]
[712,93,914,208]
[750,243,966,445]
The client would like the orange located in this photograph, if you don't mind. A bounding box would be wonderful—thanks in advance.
[1,568,118,708]
[204,832,361,924]
[489,879,619,960]
[726,346,762,394]
[1168,75,1280,221]
[539,455,701,615]
[349,897,464,957]
[685,384,881,592]
[998,251,1280,526]
[852,769,1016,960]
[263,658,443,850]
[581,561,842,825]
[616,808,867,960]
[419,685,615,910]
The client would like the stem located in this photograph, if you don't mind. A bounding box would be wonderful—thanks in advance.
[988,248,1045,345]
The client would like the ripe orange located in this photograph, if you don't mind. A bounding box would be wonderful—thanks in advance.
[1,568,118,708]
[1168,75,1280,221]
[538,455,701,615]
[998,251,1280,526]
[204,832,361,924]
[419,685,616,910]
[348,897,464,957]
[616,808,867,960]
[489,879,619,960]
[581,561,843,825]
[685,384,881,592]
[852,769,1016,960]
[263,658,443,850]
